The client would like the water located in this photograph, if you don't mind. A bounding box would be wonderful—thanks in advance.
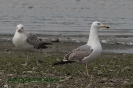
[0,0,133,35]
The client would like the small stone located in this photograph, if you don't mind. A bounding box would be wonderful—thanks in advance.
[113,56,117,59]
[86,84,92,88]
[122,54,127,56]
[127,42,133,45]
[110,79,117,83]
[33,85,40,88]
[16,83,24,88]
[7,74,14,77]
[3,84,8,88]
[56,84,63,88]
[99,77,108,83]
[76,40,80,43]
[109,69,113,72]
[101,40,107,43]
[97,70,103,75]
[27,71,33,74]
[123,80,129,84]
[38,37,42,41]
[7,38,11,41]
[121,42,126,45]
[115,42,121,44]
[28,6,34,9]
[47,84,50,88]
[51,38,59,42]
[93,67,98,71]
[124,66,131,71]
[110,61,116,64]
[5,49,9,51]
[37,60,44,63]
[1,70,5,72]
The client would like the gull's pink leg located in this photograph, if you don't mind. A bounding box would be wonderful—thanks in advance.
[86,63,89,76]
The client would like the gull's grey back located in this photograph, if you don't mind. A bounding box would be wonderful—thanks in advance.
[26,32,42,49]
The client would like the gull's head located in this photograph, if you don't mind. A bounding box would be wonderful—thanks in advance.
[16,24,24,33]
[92,21,109,29]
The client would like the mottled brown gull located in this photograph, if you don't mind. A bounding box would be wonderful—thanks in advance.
[13,24,48,66]
[53,21,109,75]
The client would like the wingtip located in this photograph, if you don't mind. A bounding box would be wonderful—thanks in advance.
[52,60,76,66]
[37,42,52,49]
[37,43,48,49]
[52,60,64,66]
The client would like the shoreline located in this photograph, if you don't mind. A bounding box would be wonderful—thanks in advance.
[0,34,132,56]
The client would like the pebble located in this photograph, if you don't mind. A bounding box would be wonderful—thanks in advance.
[76,40,80,43]
[101,40,107,43]
[33,85,40,88]
[7,74,14,77]
[37,60,44,63]
[16,83,24,88]
[5,49,9,51]
[28,6,34,9]
[3,84,8,88]
[124,66,131,71]
[85,84,92,88]
[56,84,63,88]
[97,70,103,75]
[122,54,127,56]
[123,80,129,85]
[99,77,108,83]
[115,42,121,44]
[32,67,37,70]
[113,56,117,59]
[38,37,42,41]
[27,71,33,74]
[121,42,126,45]
[51,38,59,42]
[127,42,133,45]
[109,69,113,72]
[109,79,117,83]
[47,84,50,88]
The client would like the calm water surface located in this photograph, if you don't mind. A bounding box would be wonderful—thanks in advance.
[0,0,133,36]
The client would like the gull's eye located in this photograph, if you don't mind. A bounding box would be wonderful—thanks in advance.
[21,27,23,29]
[98,23,100,25]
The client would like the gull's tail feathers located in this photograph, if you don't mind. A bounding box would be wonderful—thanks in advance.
[37,42,52,49]
[53,60,76,66]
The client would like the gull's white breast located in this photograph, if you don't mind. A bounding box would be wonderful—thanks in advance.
[82,43,102,63]
[13,32,34,50]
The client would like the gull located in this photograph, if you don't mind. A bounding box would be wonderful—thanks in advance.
[53,21,109,75]
[13,24,48,66]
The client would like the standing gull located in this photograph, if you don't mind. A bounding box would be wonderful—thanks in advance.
[13,24,48,65]
[53,21,109,75]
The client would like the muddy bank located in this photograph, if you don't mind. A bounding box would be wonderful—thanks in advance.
[0,34,132,54]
